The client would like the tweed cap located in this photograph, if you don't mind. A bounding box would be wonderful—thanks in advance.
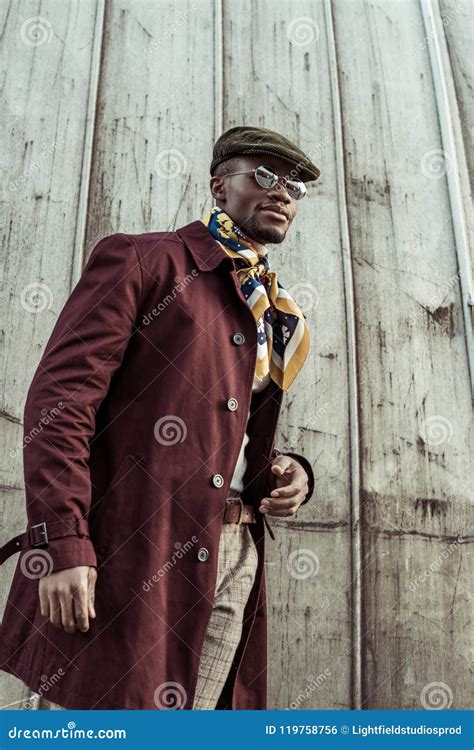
[210,125,321,183]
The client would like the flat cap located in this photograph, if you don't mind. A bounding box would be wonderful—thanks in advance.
[210,125,321,183]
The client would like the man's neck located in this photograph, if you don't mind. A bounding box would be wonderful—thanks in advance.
[251,238,267,256]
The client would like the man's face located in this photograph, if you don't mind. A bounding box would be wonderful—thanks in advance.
[210,154,301,246]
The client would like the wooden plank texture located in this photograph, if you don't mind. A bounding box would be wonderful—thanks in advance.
[1,0,472,711]
[0,0,101,709]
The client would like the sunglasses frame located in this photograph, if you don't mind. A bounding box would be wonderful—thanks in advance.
[220,164,307,200]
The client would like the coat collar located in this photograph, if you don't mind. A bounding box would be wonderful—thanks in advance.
[175,219,235,273]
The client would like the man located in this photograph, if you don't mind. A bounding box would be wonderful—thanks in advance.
[0,126,320,710]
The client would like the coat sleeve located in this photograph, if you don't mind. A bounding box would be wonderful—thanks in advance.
[269,447,315,505]
[22,233,143,572]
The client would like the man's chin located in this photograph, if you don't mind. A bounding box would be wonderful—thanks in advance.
[255,226,286,244]
[248,219,287,245]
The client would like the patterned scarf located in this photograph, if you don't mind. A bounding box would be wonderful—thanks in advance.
[200,206,310,391]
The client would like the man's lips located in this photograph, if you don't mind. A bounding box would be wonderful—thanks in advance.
[259,206,289,221]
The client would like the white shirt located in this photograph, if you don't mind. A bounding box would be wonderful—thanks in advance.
[228,370,272,494]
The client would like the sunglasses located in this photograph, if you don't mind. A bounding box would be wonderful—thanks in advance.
[221,164,307,200]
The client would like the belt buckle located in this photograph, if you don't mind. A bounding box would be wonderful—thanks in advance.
[28,522,49,549]
[226,497,244,524]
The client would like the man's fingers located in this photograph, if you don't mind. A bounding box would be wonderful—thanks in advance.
[37,567,94,633]
[271,462,289,472]
[48,592,62,629]
[262,493,299,507]
[38,583,50,620]
[73,583,90,632]
[271,464,293,480]
[59,589,76,634]
[266,507,300,517]
[261,501,301,517]
[259,493,303,516]
[270,483,304,498]
[88,567,97,619]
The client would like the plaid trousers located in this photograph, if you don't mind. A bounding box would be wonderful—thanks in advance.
[18,518,259,711]
[191,520,258,710]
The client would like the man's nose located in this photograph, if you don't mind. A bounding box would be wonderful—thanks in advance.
[267,180,292,203]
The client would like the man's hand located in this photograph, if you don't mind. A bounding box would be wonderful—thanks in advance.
[259,455,309,517]
[38,566,97,634]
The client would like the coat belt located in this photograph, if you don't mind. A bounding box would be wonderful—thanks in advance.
[0,518,90,565]
[0,501,262,565]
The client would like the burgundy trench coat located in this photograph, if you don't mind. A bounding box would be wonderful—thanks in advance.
[0,219,314,710]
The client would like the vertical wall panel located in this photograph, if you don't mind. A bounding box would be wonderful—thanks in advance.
[332,0,472,709]
[0,0,102,708]
[223,0,354,709]
[85,0,219,243]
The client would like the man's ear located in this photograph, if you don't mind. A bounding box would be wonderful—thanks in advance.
[210,176,227,201]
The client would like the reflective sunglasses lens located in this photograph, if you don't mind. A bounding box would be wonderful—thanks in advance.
[286,180,306,200]
[255,166,277,188]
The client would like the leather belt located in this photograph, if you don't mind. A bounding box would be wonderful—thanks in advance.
[223,498,256,524]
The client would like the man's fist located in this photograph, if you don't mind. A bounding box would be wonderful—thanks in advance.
[38,566,97,634]
[259,455,309,517]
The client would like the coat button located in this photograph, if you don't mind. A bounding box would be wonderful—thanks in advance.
[212,473,224,488]
[227,397,238,411]
[197,547,209,562]
[232,332,245,345]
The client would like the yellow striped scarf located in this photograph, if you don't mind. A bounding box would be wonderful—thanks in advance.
[201,206,310,390]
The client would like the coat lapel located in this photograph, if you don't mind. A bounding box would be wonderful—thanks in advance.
[176,219,235,273]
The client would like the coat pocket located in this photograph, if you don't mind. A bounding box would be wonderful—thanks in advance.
[88,453,143,554]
